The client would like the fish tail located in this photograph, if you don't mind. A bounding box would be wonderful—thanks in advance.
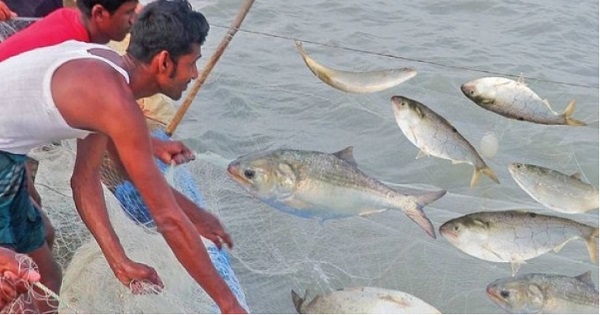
[291,289,306,313]
[408,190,447,239]
[471,165,500,188]
[562,100,587,126]
[584,227,599,264]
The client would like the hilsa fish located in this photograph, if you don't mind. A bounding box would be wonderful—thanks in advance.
[227,147,445,238]
[486,271,599,314]
[439,210,599,275]
[461,76,586,126]
[391,95,499,188]
[291,287,442,314]
[294,40,417,93]
[509,163,599,214]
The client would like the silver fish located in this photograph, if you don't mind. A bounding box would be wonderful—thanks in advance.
[461,76,586,126]
[509,163,599,214]
[295,40,417,93]
[439,210,599,275]
[391,95,499,188]
[487,271,599,314]
[227,147,445,238]
[292,287,442,314]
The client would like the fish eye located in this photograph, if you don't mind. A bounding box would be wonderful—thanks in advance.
[500,290,510,298]
[453,225,460,231]
[243,169,256,179]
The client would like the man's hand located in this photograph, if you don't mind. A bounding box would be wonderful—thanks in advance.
[0,1,17,21]
[0,248,40,308]
[150,137,195,165]
[110,259,164,294]
[188,208,234,250]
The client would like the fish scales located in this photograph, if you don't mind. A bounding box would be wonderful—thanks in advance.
[228,147,445,238]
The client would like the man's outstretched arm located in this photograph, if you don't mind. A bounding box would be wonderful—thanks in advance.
[52,58,245,313]
[71,134,163,293]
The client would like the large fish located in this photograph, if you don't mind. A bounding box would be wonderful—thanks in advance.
[291,287,442,314]
[460,76,586,126]
[227,147,445,238]
[391,95,499,188]
[439,210,599,275]
[486,271,599,314]
[508,163,599,214]
[294,40,417,93]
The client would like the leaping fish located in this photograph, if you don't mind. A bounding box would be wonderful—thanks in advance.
[294,40,417,93]
[461,76,586,126]
[227,147,445,238]
[508,163,599,214]
[391,95,499,188]
[439,210,599,275]
[486,271,599,314]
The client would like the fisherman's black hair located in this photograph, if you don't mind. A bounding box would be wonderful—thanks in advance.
[77,0,138,17]
[127,0,209,64]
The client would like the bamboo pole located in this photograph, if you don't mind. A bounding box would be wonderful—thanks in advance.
[166,0,256,136]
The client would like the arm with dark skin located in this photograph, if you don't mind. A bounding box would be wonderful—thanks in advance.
[51,58,245,313]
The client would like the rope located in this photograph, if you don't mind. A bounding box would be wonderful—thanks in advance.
[208,24,598,90]
[165,0,256,136]
[32,281,76,313]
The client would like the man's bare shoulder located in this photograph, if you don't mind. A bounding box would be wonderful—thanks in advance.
[50,53,138,133]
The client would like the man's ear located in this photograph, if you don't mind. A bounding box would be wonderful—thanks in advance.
[155,50,172,73]
[90,4,109,20]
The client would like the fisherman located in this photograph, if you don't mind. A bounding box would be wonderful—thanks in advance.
[0,0,246,313]
[0,0,194,261]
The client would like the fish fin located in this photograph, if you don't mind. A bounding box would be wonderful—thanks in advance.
[294,40,307,58]
[333,146,358,166]
[359,208,387,217]
[517,73,525,84]
[570,172,583,180]
[510,261,524,276]
[291,289,307,313]
[561,100,587,126]
[415,150,428,159]
[575,271,596,288]
[584,228,599,264]
[471,166,500,188]
[404,190,447,239]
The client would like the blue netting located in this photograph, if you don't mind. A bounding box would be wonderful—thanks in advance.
[113,129,248,312]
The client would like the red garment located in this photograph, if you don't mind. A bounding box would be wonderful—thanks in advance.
[0,8,89,62]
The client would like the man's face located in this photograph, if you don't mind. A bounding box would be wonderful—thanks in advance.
[105,1,139,41]
[161,44,202,100]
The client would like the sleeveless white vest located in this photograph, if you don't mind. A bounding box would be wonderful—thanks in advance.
[0,40,129,154]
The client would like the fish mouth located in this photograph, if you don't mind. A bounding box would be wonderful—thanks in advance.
[485,284,507,308]
[438,224,457,240]
[460,82,475,98]
[226,162,248,185]
[391,95,419,113]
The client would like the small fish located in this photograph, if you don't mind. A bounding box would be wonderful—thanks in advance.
[294,40,417,93]
[391,95,499,188]
[461,76,586,126]
[509,163,599,214]
[291,287,442,314]
[439,210,599,275]
[486,271,599,314]
[227,147,445,238]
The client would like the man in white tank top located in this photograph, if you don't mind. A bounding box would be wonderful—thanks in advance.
[0,0,246,313]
